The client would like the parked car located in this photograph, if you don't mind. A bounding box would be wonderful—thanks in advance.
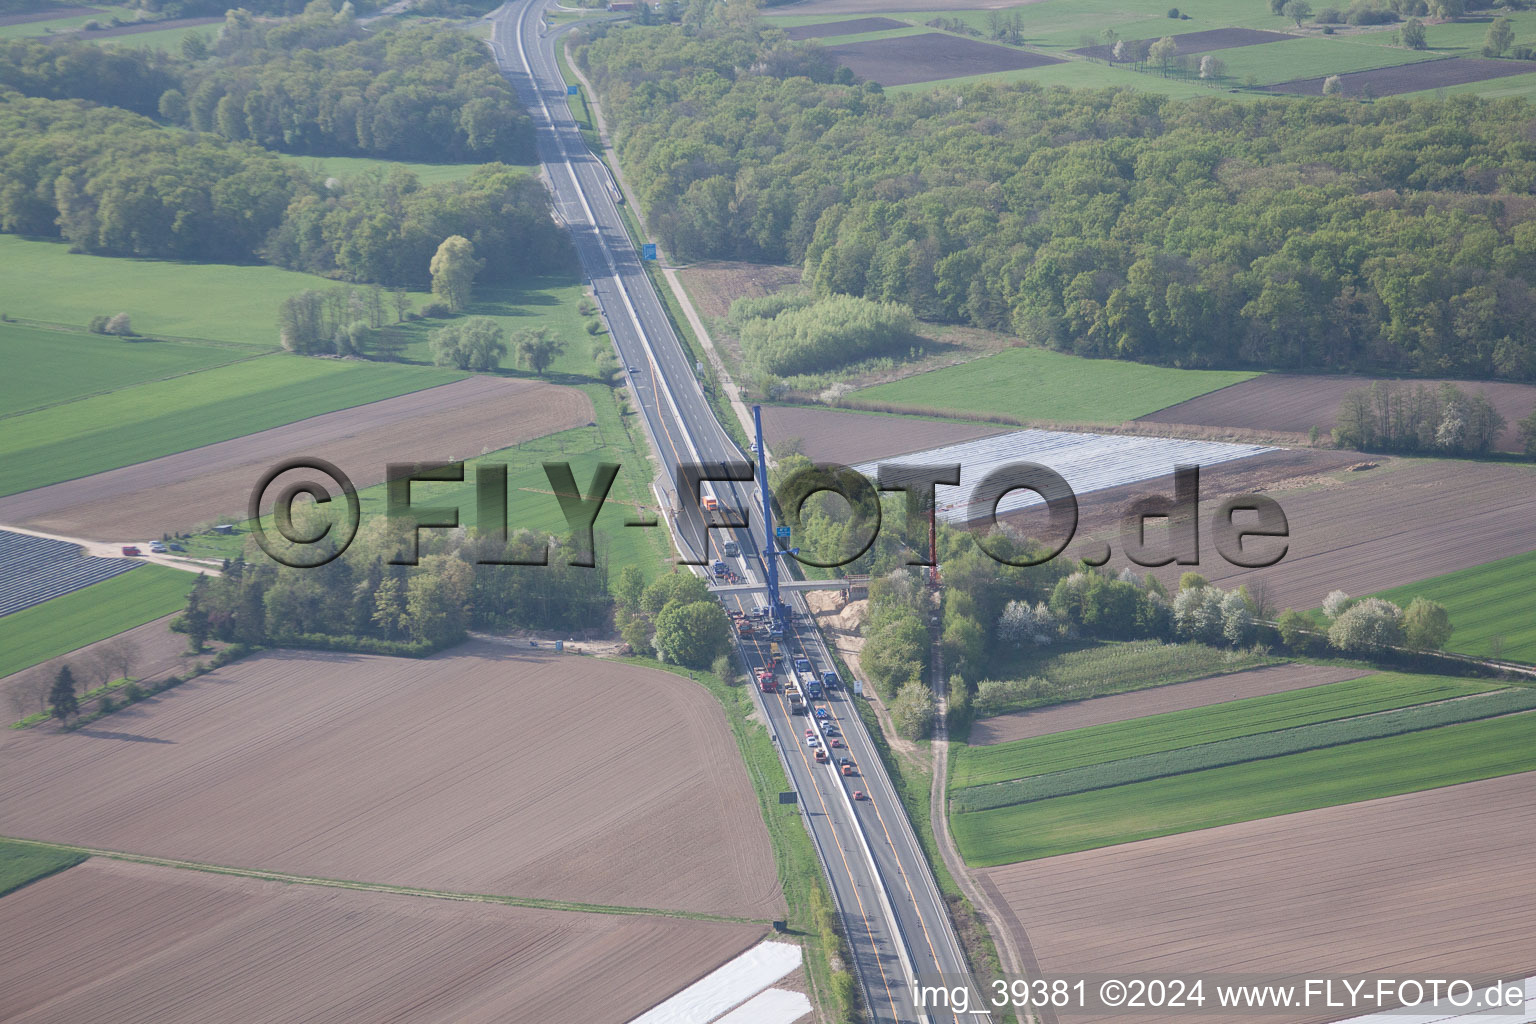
[149,542,167,553]
[167,542,185,552]
[120,546,141,557]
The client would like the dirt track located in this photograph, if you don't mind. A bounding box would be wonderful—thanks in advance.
[1138,373,1536,451]
[759,406,1007,465]
[982,771,1536,1022]
[967,664,1372,746]
[0,643,784,919]
[0,377,592,542]
[0,857,764,1024]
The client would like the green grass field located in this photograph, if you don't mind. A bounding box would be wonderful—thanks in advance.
[398,280,601,379]
[0,235,431,348]
[0,322,248,417]
[0,838,86,898]
[1362,550,1536,664]
[951,672,1494,790]
[1218,35,1439,85]
[0,3,138,38]
[95,21,214,51]
[851,347,1257,424]
[891,57,1232,97]
[974,641,1276,719]
[952,709,1536,865]
[0,356,463,496]
[0,565,194,680]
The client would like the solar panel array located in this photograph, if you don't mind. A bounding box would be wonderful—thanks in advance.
[0,529,140,617]
[852,428,1276,523]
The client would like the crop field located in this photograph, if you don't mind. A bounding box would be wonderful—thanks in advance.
[954,686,1536,812]
[0,236,431,348]
[1361,549,1536,664]
[0,356,464,498]
[967,663,1371,746]
[0,836,85,898]
[1218,35,1440,86]
[981,772,1536,1023]
[0,857,765,1024]
[0,565,192,681]
[851,347,1258,425]
[783,15,908,37]
[1137,373,1536,451]
[1117,457,1536,612]
[952,672,1497,789]
[975,641,1276,720]
[0,323,244,417]
[91,19,215,50]
[0,644,785,918]
[1266,55,1536,95]
[823,32,1063,85]
[952,709,1536,865]
[0,2,132,37]
[0,376,594,542]
[1070,26,1294,59]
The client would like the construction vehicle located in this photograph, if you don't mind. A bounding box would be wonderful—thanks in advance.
[794,657,812,674]
[712,559,728,579]
[769,641,783,666]
[785,680,806,715]
[736,619,755,638]
[756,669,777,693]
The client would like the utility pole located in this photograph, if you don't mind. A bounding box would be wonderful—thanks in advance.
[752,404,784,629]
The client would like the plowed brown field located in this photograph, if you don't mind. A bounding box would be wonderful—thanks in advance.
[967,664,1371,746]
[1138,374,1536,452]
[0,377,592,541]
[758,406,1007,465]
[0,643,784,919]
[0,857,764,1024]
[981,772,1536,1023]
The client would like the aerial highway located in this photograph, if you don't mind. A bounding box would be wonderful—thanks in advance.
[486,3,981,1020]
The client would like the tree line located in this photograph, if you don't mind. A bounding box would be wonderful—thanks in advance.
[1331,379,1507,454]
[731,291,919,377]
[0,94,566,280]
[577,17,1536,380]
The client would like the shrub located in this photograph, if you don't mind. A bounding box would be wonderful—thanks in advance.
[737,293,920,376]
[88,314,110,334]
[1167,7,1180,16]
[420,301,451,318]
[123,682,145,702]
[105,312,134,336]
[1317,5,1343,19]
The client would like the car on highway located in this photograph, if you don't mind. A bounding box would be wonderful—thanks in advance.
[723,540,739,557]
[852,790,867,801]
[822,724,839,737]
[627,364,640,373]
[815,748,829,763]
[839,758,857,776]
[829,737,843,748]
[806,736,820,748]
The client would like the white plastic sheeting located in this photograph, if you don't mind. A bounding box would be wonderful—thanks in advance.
[852,428,1276,523]
[712,988,813,1024]
[627,941,803,1024]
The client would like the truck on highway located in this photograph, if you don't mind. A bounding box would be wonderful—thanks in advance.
[793,656,812,674]
[756,669,777,693]
[785,681,806,715]
[723,540,740,557]
[768,641,783,666]
[802,672,822,699]
[701,494,734,527]
[712,559,728,579]
[821,670,839,692]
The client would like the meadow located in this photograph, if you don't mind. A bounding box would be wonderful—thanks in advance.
[0,839,85,898]
[951,672,1494,789]
[0,565,193,680]
[850,346,1256,424]
[953,686,1536,812]
[0,356,463,496]
[1218,35,1439,85]
[0,323,245,416]
[0,235,429,348]
[1362,549,1536,664]
[952,709,1536,865]
[973,640,1275,719]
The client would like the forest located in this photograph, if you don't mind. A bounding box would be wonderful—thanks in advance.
[0,94,565,281]
[576,16,1536,380]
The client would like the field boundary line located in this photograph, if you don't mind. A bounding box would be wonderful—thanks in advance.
[0,837,770,925]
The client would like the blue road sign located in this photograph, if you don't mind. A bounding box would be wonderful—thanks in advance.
[567,84,578,95]
[641,243,657,260]
[775,525,791,539]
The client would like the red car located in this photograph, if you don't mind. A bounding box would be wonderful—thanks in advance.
[121,546,142,557]
[852,790,867,801]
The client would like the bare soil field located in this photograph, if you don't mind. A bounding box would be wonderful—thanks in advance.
[759,406,1007,465]
[1264,56,1534,95]
[783,15,906,38]
[824,33,1063,86]
[0,376,592,541]
[1071,27,1295,60]
[1088,456,1536,611]
[0,643,784,919]
[967,664,1372,746]
[1138,373,1536,452]
[0,857,765,1024]
[0,4,99,24]
[775,0,1019,14]
[980,771,1536,1022]
[0,612,194,733]
[676,261,803,321]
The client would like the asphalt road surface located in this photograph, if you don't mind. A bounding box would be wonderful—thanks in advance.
[487,5,981,1020]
